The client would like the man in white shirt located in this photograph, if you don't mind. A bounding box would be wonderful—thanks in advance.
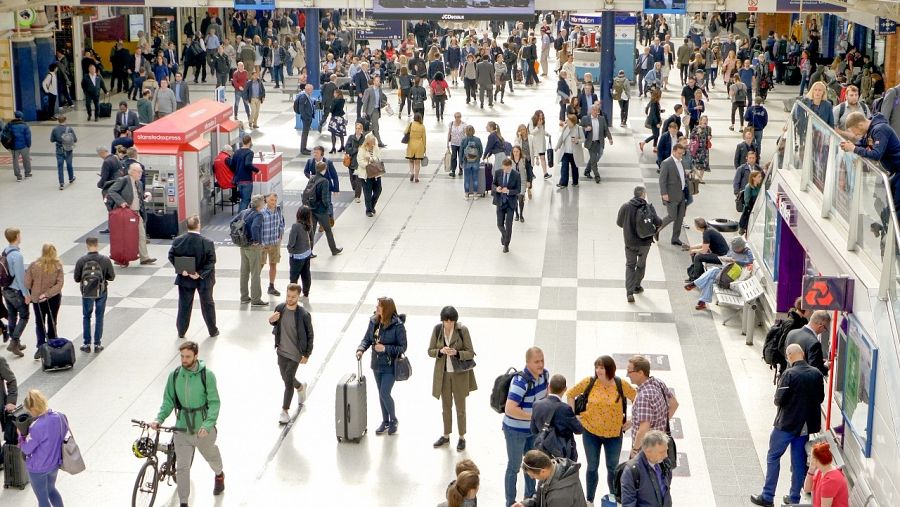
[657,144,688,246]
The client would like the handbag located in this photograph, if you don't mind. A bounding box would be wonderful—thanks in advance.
[421,155,429,167]
[448,328,476,372]
[443,149,452,172]
[401,129,410,144]
[365,160,386,178]
[394,353,412,381]
[342,153,352,168]
[573,376,597,415]
[59,413,86,475]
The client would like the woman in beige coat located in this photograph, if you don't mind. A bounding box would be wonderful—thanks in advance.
[24,243,64,355]
[427,306,477,452]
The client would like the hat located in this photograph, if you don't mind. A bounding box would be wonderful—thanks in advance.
[13,111,22,119]
[731,236,747,251]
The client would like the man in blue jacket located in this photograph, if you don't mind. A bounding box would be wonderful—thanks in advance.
[841,112,900,216]
[4,112,31,181]
[620,430,673,507]
[303,146,340,193]
[228,135,258,212]
[2,228,28,357]
[744,96,768,158]
[529,374,583,461]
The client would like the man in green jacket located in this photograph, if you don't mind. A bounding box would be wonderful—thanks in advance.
[152,341,225,507]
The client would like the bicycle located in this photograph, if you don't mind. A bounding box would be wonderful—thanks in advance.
[130,419,179,507]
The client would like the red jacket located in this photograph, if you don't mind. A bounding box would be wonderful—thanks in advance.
[232,69,248,91]
[214,151,234,189]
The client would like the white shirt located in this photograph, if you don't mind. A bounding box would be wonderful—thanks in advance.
[591,116,600,141]
[674,157,686,189]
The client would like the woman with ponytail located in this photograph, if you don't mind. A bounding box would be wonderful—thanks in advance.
[440,470,479,507]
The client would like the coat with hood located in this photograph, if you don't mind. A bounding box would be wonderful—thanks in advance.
[853,113,900,175]
[357,314,408,373]
[617,197,662,248]
[520,458,588,507]
[7,116,31,150]
[155,360,221,434]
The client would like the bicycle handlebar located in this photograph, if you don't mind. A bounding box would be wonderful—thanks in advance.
[131,419,179,432]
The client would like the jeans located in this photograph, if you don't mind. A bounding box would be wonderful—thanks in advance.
[273,65,283,86]
[82,294,107,345]
[694,265,721,303]
[28,469,64,507]
[731,102,746,126]
[56,151,74,186]
[643,125,660,146]
[362,177,382,214]
[558,153,578,186]
[277,355,302,409]
[12,147,32,179]
[503,427,536,506]
[288,256,311,295]
[753,129,764,158]
[798,75,809,97]
[237,182,253,211]
[761,428,809,504]
[618,99,629,124]
[709,67,718,86]
[233,90,250,118]
[32,296,61,347]
[3,288,29,342]
[373,369,397,424]
[583,431,623,502]
[464,163,479,193]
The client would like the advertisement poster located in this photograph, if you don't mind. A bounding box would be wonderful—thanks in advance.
[644,0,687,14]
[372,0,535,20]
[775,0,845,12]
[357,19,403,40]
[810,121,831,193]
[234,0,275,10]
[837,316,878,456]
[832,153,855,223]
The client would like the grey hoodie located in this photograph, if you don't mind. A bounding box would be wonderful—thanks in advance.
[521,458,587,507]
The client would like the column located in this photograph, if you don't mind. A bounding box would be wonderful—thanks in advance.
[821,14,835,60]
[73,16,85,102]
[883,33,898,88]
[11,34,40,120]
[304,8,320,89]
[599,12,614,120]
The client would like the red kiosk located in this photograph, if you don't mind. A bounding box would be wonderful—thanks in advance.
[133,99,238,237]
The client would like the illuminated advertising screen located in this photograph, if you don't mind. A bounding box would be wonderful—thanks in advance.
[234,0,274,11]
[372,0,535,20]
[643,0,686,14]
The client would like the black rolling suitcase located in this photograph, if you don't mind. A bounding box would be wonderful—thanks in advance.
[40,339,76,371]
[2,410,28,490]
[97,101,112,119]
[145,209,179,239]
[783,65,801,86]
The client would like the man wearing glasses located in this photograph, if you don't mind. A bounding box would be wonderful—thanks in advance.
[625,355,679,459]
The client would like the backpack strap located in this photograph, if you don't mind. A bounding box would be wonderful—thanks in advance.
[614,376,627,424]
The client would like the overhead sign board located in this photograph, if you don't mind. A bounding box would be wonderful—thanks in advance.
[356,19,403,39]
[372,0,535,20]
[802,276,854,312]
[775,0,845,12]
[876,17,896,36]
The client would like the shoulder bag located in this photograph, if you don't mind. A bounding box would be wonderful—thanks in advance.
[365,158,386,178]
[394,353,412,381]
[59,413,86,475]
[449,328,476,372]
[573,376,597,415]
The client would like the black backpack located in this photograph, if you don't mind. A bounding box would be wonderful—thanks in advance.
[612,458,641,501]
[0,124,13,150]
[490,368,542,414]
[79,258,106,299]
[553,37,563,51]
[302,175,323,208]
[635,203,657,239]
[533,407,567,458]
[229,208,253,247]
[0,251,13,289]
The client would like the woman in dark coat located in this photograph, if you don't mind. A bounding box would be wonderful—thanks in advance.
[343,121,366,203]
[356,297,408,435]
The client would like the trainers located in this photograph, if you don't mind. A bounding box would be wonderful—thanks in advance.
[7,341,23,357]
[268,286,281,296]
[387,420,398,435]
[139,258,157,265]
[80,345,91,353]
[33,348,42,360]
[240,298,251,304]
[250,300,268,307]
[433,436,450,447]
[375,422,389,435]
[296,382,308,405]
[278,410,290,425]
[94,345,104,353]
[213,473,225,495]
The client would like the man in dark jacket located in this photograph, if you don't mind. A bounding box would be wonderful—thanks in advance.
[295,84,315,155]
[530,374,583,461]
[229,135,258,212]
[5,112,32,181]
[656,121,681,169]
[514,450,587,507]
[269,283,314,424]
[617,186,661,303]
[493,159,521,253]
[106,163,157,266]
[620,430,673,507]
[783,309,830,376]
[751,344,825,507]
[81,64,107,122]
[0,356,17,463]
[168,215,218,339]
[73,236,115,352]
[840,112,900,177]
[307,161,342,256]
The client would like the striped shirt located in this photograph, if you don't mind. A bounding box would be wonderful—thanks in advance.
[502,368,549,433]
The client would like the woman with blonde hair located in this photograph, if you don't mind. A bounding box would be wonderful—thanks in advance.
[510,145,533,222]
[25,243,64,356]
[802,81,835,126]
[18,389,68,506]
[357,132,384,217]
[722,49,737,84]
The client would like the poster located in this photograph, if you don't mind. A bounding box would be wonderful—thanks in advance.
[372,0,535,20]
[810,121,831,193]
[644,0,687,14]
[837,316,878,457]
[775,0,845,12]
[129,14,144,42]
[832,153,855,223]
[762,196,778,278]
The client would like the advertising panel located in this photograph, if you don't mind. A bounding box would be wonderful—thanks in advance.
[775,0,845,12]
[372,0,535,20]
[234,0,275,11]
[643,0,686,14]
[357,19,404,40]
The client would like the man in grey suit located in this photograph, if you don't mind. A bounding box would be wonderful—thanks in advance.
[580,103,613,184]
[107,163,157,266]
[657,143,688,246]
[784,309,830,376]
[475,56,495,109]
[361,76,388,148]
[172,72,191,110]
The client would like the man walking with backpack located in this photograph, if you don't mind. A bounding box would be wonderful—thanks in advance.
[233,194,266,306]
[168,215,218,338]
[269,283,313,424]
[617,186,661,303]
[73,237,115,353]
[3,112,31,182]
[2,228,29,357]
[50,116,77,190]
[151,341,225,507]
[304,162,343,257]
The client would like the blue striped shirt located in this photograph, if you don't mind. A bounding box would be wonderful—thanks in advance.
[502,368,549,433]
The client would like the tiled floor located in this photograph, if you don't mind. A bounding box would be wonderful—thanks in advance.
[0,41,805,507]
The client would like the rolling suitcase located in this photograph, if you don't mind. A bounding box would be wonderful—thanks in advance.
[97,101,112,119]
[108,207,140,266]
[2,443,28,489]
[335,360,367,443]
[145,209,179,239]
[37,309,75,372]
[476,161,493,197]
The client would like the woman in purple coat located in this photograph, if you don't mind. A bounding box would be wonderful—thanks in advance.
[18,389,67,507]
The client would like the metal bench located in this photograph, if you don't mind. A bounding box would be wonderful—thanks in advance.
[713,267,766,345]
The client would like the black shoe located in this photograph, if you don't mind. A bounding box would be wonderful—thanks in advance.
[33,349,42,360]
[310,254,318,259]
[633,286,644,294]
[388,420,398,435]
[671,240,683,246]
[456,439,466,451]
[140,258,157,265]
[210,329,220,338]
[94,345,104,353]
[300,150,312,155]
[627,294,635,303]
[80,345,91,353]
[433,436,450,447]
[503,245,509,253]
[556,184,566,188]
[251,300,268,307]
[749,495,774,507]
[268,286,281,296]
[378,144,387,148]
[366,212,374,217]
[583,170,591,177]
[332,248,343,255]
[544,173,552,179]
[99,229,110,234]
[594,176,601,184]
[178,334,185,339]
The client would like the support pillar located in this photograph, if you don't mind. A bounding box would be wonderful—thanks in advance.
[821,14,834,59]
[304,9,320,89]
[599,11,615,120]
[11,34,39,120]
[883,33,898,88]
[73,16,84,102]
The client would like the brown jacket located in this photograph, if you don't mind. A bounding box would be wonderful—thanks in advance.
[427,323,478,399]
[24,262,64,300]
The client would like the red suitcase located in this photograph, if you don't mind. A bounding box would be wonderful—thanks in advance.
[109,207,140,266]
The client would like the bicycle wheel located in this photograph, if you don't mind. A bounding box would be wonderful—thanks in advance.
[131,461,159,507]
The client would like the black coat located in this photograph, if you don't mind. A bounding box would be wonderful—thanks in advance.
[81,74,107,98]
[168,232,216,288]
[774,359,825,434]
[357,314,408,372]
[784,327,828,376]
[617,197,661,247]
[529,395,584,461]
[271,303,314,357]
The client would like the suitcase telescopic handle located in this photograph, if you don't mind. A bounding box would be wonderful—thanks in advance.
[357,358,363,379]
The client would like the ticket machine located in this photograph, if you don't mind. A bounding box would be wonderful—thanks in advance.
[133,100,233,237]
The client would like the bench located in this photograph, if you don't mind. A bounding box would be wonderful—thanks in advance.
[713,267,766,345]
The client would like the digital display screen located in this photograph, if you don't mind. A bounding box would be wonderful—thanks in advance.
[643,0,686,14]
[372,0,535,20]
[234,0,275,11]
